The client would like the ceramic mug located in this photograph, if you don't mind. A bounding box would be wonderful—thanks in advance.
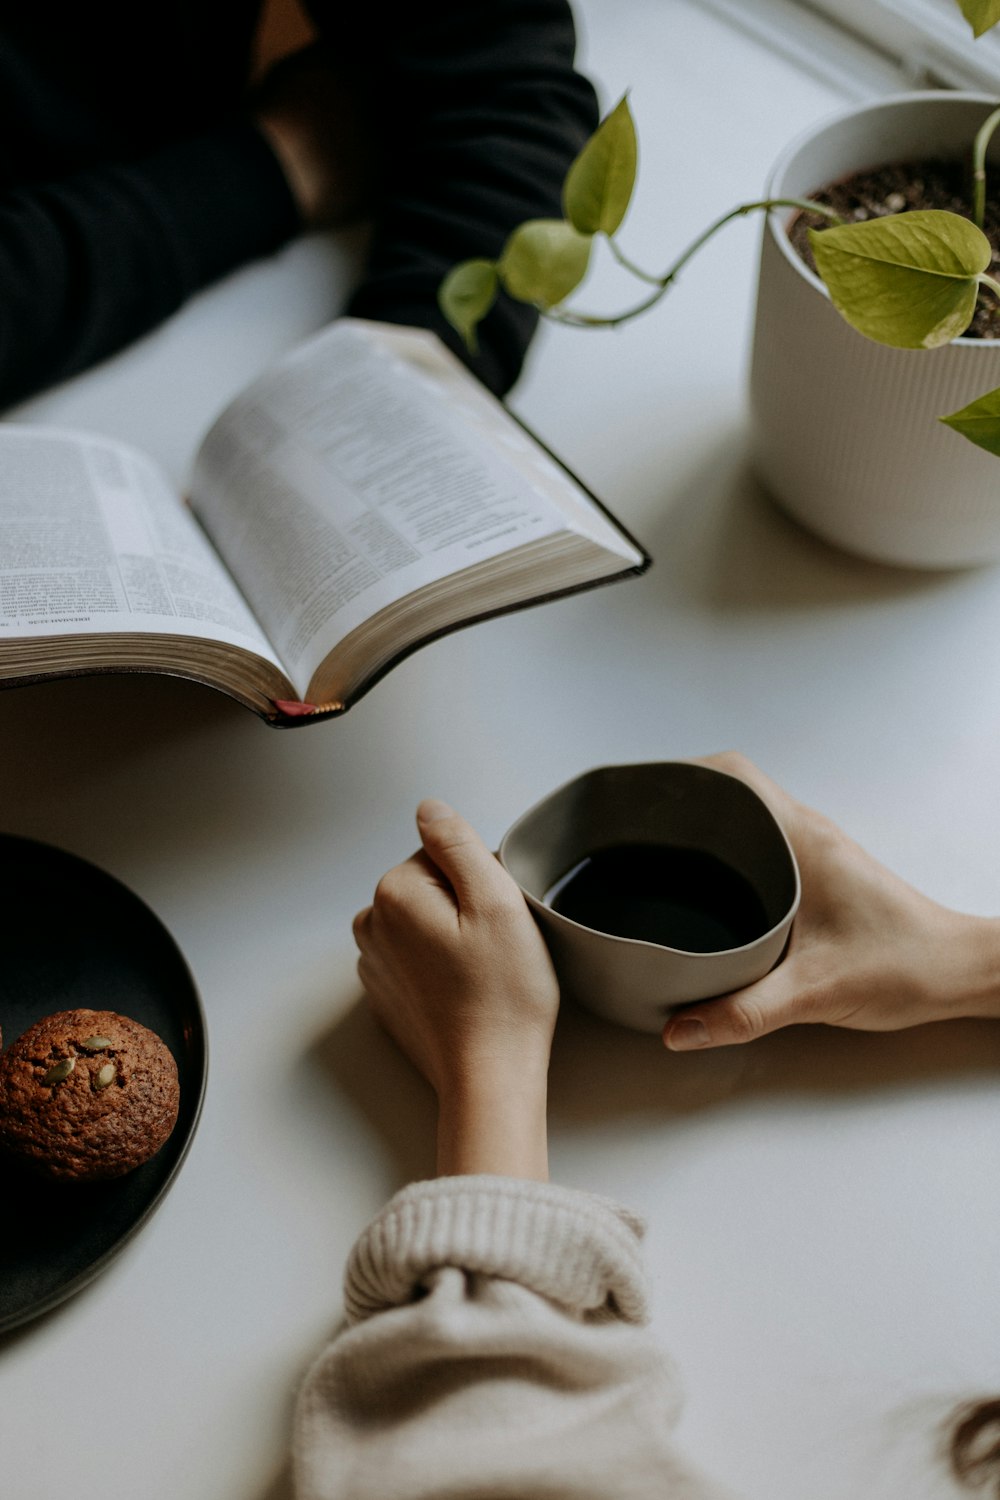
[498,761,800,1033]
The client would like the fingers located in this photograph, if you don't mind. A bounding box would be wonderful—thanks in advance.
[415,799,512,911]
[353,800,507,964]
[353,799,505,961]
[662,963,814,1050]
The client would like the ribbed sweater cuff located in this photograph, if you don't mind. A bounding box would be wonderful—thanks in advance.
[344,1176,649,1327]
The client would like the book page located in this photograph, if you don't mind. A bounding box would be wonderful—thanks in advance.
[190,321,630,694]
[375,323,643,554]
[0,426,280,664]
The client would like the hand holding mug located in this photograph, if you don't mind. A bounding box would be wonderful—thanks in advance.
[665,752,1000,1050]
[353,800,559,1179]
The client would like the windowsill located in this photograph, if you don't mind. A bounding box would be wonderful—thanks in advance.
[696,0,909,99]
[705,0,1000,93]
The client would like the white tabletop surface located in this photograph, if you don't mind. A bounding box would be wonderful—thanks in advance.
[2,4,999,1498]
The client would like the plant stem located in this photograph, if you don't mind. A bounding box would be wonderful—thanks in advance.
[975,273,1000,339]
[660,197,843,286]
[543,197,844,330]
[972,107,1000,230]
[606,237,661,285]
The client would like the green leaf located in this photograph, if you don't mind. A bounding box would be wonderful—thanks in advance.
[809,210,992,348]
[955,0,1000,38]
[940,384,1000,456]
[563,95,638,236]
[438,259,499,352]
[498,220,593,308]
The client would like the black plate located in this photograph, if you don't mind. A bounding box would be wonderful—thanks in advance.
[0,836,207,1333]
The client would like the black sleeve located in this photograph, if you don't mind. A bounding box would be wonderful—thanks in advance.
[0,0,595,410]
[0,121,300,412]
[327,0,599,395]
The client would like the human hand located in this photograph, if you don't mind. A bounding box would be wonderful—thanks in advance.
[663,752,1000,1051]
[253,44,373,229]
[353,800,560,1178]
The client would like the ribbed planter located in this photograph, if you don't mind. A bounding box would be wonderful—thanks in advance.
[749,92,1000,568]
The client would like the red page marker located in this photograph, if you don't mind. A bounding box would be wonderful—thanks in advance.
[273,699,318,717]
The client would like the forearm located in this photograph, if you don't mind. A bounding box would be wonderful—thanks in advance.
[293,1178,718,1500]
[316,0,599,394]
[0,123,298,409]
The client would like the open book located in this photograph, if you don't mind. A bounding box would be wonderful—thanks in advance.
[0,320,649,726]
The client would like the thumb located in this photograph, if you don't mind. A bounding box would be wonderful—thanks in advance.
[662,961,808,1050]
[416,799,508,909]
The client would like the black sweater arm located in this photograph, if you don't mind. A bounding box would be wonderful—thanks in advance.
[0,0,596,409]
[0,121,300,411]
[327,0,599,395]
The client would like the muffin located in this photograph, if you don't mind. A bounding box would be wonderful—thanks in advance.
[0,1009,180,1182]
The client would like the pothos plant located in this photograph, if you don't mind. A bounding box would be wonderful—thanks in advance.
[439,0,1000,459]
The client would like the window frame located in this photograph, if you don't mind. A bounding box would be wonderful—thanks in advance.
[798,0,1000,87]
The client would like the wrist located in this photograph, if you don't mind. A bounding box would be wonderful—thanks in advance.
[436,1065,549,1181]
[940,913,1000,1019]
[253,114,312,224]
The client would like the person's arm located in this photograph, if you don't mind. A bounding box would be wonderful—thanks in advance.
[0,123,302,411]
[0,29,378,413]
[292,802,726,1500]
[0,1,592,409]
[663,752,1000,1051]
[352,797,559,1179]
[309,0,600,395]
[293,1174,712,1500]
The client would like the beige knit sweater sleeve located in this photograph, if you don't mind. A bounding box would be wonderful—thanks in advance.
[292,1176,727,1500]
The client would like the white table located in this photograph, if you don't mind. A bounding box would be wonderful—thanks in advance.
[2,4,999,1497]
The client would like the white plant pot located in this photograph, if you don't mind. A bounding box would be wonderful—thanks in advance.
[749,92,1000,568]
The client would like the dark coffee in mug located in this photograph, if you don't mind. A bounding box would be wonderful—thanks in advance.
[544,843,769,953]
